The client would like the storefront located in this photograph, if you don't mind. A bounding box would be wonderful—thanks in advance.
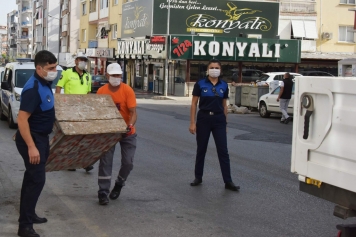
[85,48,116,76]
[116,37,168,93]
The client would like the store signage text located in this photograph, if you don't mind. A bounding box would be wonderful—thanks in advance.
[86,48,115,58]
[192,41,281,58]
[172,37,192,57]
[117,40,165,55]
[150,36,166,44]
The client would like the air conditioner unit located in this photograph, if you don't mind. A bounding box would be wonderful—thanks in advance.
[322,32,333,40]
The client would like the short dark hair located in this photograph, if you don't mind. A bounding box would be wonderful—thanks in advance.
[34,50,57,67]
[285,72,291,79]
[208,59,222,68]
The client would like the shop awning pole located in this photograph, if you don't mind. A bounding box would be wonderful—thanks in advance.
[164,1,171,97]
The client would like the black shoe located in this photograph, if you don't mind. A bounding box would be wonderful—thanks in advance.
[225,182,240,191]
[67,169,76,171]
[280,120,285,124]
[109,184,123,200]
[18,227,40,237]
[190,179,202,186]
[98,193,109,205]
[85,165,94,172]
[284,117,292,124]
[32,214,47,224]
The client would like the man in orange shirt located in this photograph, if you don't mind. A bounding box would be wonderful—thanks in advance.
[96,63,137,205]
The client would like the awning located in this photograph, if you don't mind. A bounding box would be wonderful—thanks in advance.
[278,20,291,39]
[292,20,305,38]
[304,21,318,39]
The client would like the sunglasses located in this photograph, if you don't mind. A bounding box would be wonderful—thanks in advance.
[212,87,220,97]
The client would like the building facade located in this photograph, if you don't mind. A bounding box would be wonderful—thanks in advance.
[7,11,18,61]
[0,26,8,64]
[58,0,81,67]
[16,0,33,58]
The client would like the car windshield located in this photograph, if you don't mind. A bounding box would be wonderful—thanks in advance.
[93,75,106,81]
[15,69,62,89]
[259,74,270,81]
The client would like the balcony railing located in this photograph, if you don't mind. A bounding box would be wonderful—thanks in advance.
[21,21,32,27]
[279,0,316,13]
[21,7,32,13]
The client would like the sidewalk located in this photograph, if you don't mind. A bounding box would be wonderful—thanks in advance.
[134,89,192,102]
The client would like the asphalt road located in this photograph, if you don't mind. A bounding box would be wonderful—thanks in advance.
[0,98,354,237]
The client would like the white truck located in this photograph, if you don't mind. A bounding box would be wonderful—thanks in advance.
[291,76,356,237]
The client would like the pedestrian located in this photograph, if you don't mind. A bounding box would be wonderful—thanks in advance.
[15,50,57,237]
[55,52,94,172]
[277,72,293,124]
[189,59,239,191]
[96,63,137,205]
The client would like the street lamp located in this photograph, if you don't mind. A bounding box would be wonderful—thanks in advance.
[164,1,171,97]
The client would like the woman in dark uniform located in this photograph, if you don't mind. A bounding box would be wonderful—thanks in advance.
[189,59,239,191]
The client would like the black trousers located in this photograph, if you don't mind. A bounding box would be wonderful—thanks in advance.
[194,110,232,183]
[15,130,49,229]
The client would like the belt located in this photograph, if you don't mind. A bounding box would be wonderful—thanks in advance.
[200,110,223,115]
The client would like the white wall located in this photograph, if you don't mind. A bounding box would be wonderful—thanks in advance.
[69,0,80,54]
[47,0,60,58]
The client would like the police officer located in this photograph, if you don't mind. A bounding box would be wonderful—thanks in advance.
[55,52,93,172]
[189,59,239,191]
[16,50,58,237]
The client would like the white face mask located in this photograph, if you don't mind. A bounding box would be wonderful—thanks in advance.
[208,69,221,78]
[42,69,58,81]
[78,61,87,70]
[109,77,121,87]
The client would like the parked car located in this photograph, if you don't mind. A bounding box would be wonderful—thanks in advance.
[91,75,108,93]
[299,71,334,77]
[258,72,302,85]
[258,83,295,118]
[0,60,63,128]
[231,69,264,83]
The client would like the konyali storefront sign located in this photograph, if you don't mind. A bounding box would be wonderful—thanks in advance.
[117,38,167,59]
[169,35,301,63]
[153,0,279,38]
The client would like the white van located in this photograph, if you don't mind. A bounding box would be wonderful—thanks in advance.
[0,59,63,128]
[0,67,5,91]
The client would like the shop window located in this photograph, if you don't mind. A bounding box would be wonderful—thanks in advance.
[339,26,355,43]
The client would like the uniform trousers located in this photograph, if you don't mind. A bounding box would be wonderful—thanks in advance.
[15,131,49,229]
[98,134,137,195]
[194,110,232,183]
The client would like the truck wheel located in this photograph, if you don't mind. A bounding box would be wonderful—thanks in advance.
[0,103,6,121]
[8,107,17,129]
[259,102,270,118]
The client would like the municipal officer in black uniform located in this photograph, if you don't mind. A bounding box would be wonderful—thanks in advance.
[16,50,58,237]
[189,59,239,191]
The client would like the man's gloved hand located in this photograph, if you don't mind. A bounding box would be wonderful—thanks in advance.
[126,124,134,136]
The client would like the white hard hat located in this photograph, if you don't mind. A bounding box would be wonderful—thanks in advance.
[107,63,123,75]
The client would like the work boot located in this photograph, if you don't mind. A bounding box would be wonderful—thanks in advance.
[98,193,109,205]
[190,179,202,186]
[109,184,123,200]
[85,165,94,172]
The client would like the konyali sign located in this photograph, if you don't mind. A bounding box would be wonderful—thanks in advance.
[117,38,167,59]
[153,0,279,38]
[169,35,301,63]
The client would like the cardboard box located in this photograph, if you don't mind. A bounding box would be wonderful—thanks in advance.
[46,94,127,172]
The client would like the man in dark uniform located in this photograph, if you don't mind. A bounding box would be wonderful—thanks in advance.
[277,72,293,124]
[16,50,58,237]
[189,59,239,191]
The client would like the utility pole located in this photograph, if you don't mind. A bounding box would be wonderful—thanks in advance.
[163,1,171,96]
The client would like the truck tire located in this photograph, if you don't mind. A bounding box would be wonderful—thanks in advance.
[259,101,270,118]
[8,107,17,129]
[0,103,6,121]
